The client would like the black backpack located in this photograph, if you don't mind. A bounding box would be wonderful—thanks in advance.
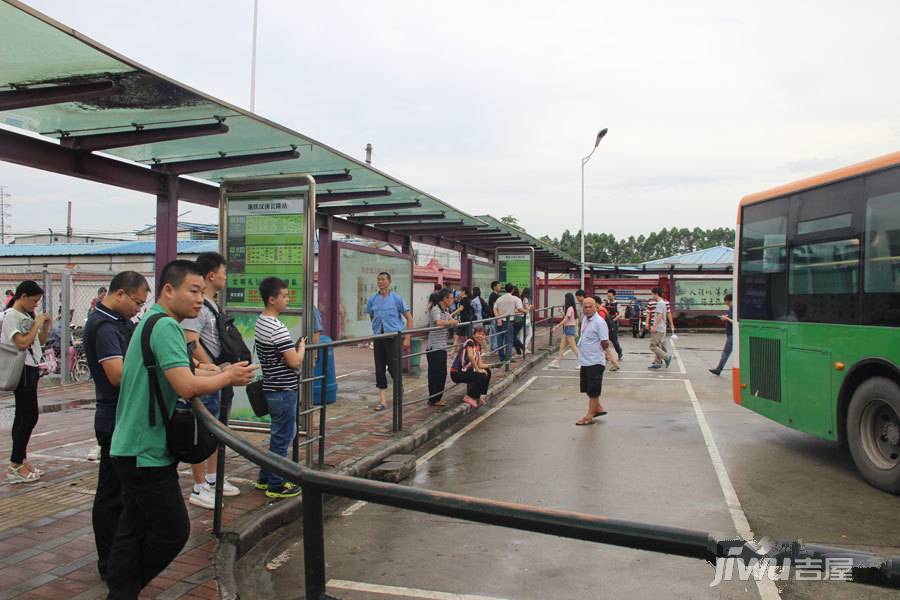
[142,313,217,465]
[202,299,251,365]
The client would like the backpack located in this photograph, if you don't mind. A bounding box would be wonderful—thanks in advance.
[142,313,217,465]
[203,299,251,365]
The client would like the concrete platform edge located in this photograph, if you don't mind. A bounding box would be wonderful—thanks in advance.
[213,349,549,599]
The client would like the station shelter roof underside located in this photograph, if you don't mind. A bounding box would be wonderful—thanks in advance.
[0,0,578,270]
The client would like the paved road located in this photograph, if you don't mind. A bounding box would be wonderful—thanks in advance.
[239,334,899,600]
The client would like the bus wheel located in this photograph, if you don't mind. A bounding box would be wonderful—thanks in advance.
[847,377,900,494]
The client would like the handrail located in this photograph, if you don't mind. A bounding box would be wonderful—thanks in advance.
[193,399,900,597]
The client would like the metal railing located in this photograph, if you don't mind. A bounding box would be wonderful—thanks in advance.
[193,399,900,598]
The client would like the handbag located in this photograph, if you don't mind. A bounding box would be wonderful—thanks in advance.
[142,313,217,465]
[0,310,26,391]
[246,341,269,417]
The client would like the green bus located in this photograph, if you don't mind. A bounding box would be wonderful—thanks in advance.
[735,151,900,494]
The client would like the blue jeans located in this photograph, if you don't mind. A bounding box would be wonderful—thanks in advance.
[258,389,298,490]
[199,391,221,420]
[715,335,733,372]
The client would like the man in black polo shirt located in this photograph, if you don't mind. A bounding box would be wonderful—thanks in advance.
[83,271,150,580]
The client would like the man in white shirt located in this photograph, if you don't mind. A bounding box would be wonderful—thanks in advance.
[576,297,610,426]
[648,287,672,369]
[493,284,525,361]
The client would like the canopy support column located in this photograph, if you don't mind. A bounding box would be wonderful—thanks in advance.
[155,174,179,291]
[460,252,472,290]
[317,225,337,337]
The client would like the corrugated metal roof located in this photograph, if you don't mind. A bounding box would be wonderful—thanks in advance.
[642,245,734,266]
[0,239,218,257]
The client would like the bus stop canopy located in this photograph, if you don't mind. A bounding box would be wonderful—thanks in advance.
[0,0,582,270]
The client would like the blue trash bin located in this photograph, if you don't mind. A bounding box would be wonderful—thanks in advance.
[312,334,338,405]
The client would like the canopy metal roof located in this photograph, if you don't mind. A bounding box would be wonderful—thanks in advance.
[0,0,580,269]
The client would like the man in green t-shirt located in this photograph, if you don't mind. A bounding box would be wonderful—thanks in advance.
[105,260,256,600]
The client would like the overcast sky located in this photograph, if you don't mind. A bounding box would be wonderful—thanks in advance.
[4,0,900,241]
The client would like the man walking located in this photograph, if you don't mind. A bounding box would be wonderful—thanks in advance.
[647,287,672,369]
[493,283,524,362]
[605,289,623,361]
[710,293,734,376]
[83,271,149,580]
[181,252,242,509]
[366,272,412,412]
[105,260,256,599]
[576,297,610,426]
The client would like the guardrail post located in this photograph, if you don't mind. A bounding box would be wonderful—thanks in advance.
[318,346,328,469]
[212,397,228,536]
[505,318,513,372]
[530,311,536,356]
[548,306,554,350]
[60,269,72,385]
[302,485,328,599]
[392,333,403,433]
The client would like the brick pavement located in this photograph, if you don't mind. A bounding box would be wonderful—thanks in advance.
[0,328,553,599]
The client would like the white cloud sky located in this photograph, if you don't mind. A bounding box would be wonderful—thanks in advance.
[3,0,900,241]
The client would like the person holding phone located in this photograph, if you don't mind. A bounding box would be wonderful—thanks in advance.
[254,277,306,499]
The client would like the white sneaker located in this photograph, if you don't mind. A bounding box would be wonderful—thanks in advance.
[548,361,560,369]
[189,483,216,510]
[86,445,101,462]
[207,477,241,497]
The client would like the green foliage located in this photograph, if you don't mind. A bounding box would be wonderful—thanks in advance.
[500,215,525,232]
[542,227,735,263]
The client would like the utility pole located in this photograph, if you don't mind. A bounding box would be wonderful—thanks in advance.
[0,186,10,245]
[66,201,73,242]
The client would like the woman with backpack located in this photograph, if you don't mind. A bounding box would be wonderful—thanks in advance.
[453,287,474,348]
[3,281,51,484]
[450,326,492,408]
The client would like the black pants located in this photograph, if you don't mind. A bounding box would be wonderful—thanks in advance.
[373,337,397,390]
[451,368,491,400]
[105,457,190,600]
[426,349,448,404]
[92,430,123,579]
[609,320,623,359]
[10,365,39,464]
[513,320,524,354]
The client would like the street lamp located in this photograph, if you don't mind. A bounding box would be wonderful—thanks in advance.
[580,127,608,289]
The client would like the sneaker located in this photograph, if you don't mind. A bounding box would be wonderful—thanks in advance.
[214,477,240,497]
[548,361,560,369]
[709,369,721,376]
[265,482,301,499]
[189,483,216,510]
[664,355,672,368]
[255,480,269,491]
[5,465,40,484]
[648,363,663,370]
[86,445,101,462]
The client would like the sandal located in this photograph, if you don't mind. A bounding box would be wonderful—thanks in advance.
[431,400,448,407]
[373,403,386,412]
[575,418,595,426]
[594,410,608,417]
[462,397,478,408]
[6,465,40,484]
[24,462,44,476]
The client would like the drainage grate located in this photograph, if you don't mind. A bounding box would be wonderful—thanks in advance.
[749,336,781,402]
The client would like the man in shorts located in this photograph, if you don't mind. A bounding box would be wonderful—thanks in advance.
[576,297,610,426]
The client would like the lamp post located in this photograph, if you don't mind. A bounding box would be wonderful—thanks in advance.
[580,128,607,289]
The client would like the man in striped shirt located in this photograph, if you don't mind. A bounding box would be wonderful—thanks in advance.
[254,277,305,499]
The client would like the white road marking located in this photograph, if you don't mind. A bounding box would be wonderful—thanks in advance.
[345,377,538,516]
[536,375,684,381]
[37,437,96,452]
[683,379,781,600]
[327,579,510,599]
[30,429,61,438]
[341,500,368,517]
[415,376,537,468]
[25,452,92,463]
[336,369,369,380]
[670,338,687,375]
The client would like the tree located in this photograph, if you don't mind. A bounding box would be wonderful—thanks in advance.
[500,215,525,232]
[540,226,735,264]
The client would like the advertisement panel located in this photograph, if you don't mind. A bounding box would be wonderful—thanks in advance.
[337,244,413,339]
[225,197,304,309]
[472,260,496,294]
[674,279,732,310]
[496,247,534,292]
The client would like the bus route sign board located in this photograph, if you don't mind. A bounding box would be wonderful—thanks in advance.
[496,247,534,293]
[225,196,305,309]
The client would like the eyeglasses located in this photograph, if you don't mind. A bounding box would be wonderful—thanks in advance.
[128,294,147,308]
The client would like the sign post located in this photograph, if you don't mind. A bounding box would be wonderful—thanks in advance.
[220,177,316,458]
[495,246,535,293]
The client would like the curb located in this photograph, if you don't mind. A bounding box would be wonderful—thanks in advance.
[214,348,549,599]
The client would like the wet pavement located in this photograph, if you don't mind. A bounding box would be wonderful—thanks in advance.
[240,334,900,600]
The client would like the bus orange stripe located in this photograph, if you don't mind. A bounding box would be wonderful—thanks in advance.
[731,367,741,405]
